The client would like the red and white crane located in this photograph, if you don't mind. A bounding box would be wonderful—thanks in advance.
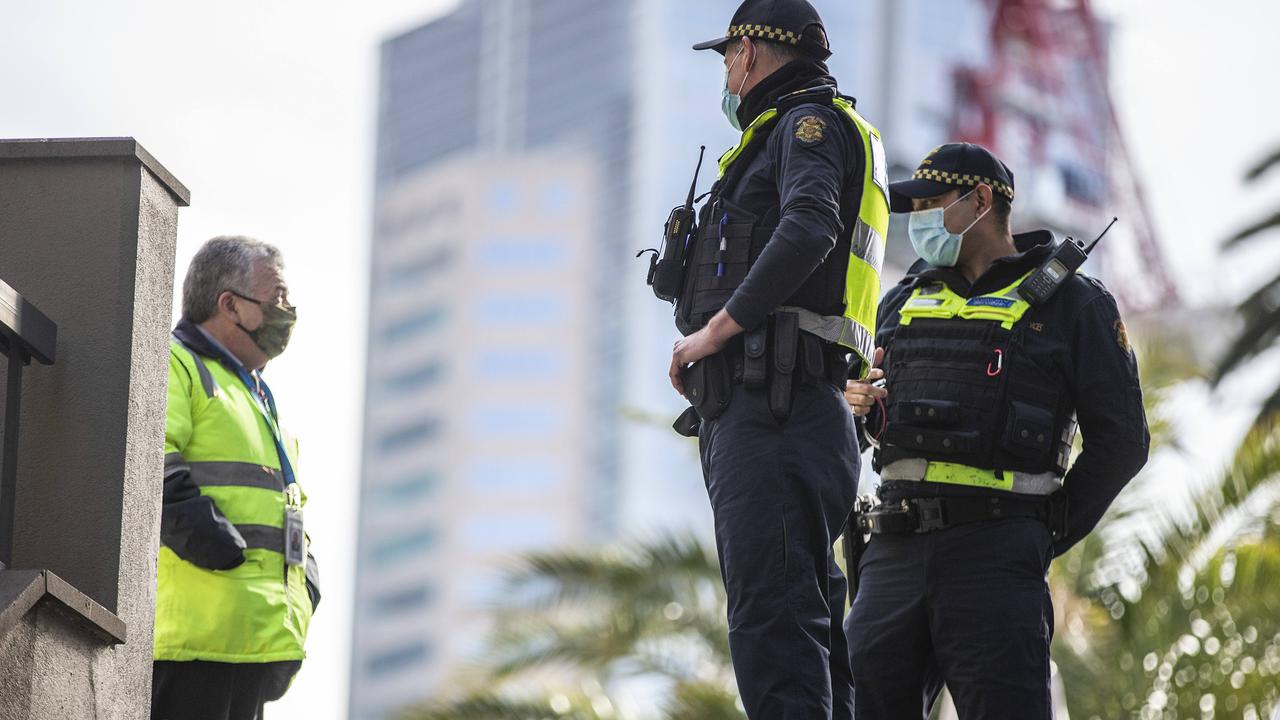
[951,0,1179,311]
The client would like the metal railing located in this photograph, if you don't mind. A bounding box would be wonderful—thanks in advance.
[0,276,56,570]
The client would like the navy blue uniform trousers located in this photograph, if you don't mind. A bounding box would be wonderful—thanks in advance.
[845,517,1056,719]
[699,382,860,720]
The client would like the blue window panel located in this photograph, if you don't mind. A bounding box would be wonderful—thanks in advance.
[471,350,565,381]
[381,359,446,395]
[369,528,439,566]
[461,516,558,553]
[473,295,566,326]
[469,405,565,436]
[466,458,558,492]
[370,471,441,506]
[539,181,574,215]
[478,237,568,270]
[385,247,454,289]
[378,418,442,453]
[382,306,448,344]
[489,183,519,214]
[369,584,436,615]
[365,640,431,676]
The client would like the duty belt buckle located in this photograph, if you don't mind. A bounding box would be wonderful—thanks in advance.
[913,497,947,533]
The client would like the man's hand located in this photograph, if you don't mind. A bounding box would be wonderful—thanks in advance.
[670,310,744,396]
[845,347,887,417]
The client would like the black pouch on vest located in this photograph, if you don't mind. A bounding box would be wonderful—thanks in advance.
[743,325,768,390]
[1003,401,1056,460]
[681,352,732,422]
[770,311,800,422]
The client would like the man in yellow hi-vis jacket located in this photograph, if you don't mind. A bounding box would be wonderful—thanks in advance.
[153,236,319,720]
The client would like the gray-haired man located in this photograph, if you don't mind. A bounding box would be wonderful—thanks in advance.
[152,236,319,720]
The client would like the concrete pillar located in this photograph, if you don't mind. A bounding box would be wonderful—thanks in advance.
[0,138,188,720]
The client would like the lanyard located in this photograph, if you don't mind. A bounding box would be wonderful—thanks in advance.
[229,366,297,487]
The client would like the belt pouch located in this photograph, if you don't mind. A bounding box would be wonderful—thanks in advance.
[672,406,701,438]
[800,333,823,387]
[681,352,732,422]
[770,311,799,422]
[743,325,768,390]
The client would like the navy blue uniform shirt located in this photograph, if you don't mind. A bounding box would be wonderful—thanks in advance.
[864,231,1150,555]
[718,98,865,332]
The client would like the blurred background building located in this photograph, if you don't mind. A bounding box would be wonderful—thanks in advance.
[351,0,1175,717]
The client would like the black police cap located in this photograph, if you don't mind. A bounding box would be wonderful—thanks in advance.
[888,143,1016,213]
[693,0,832,61]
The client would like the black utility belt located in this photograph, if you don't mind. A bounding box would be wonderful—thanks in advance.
[675,313,852,436]
[857,492,1067,540]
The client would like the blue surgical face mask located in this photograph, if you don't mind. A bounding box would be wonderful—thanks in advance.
[721,47,749,131]
[907,189,990,267]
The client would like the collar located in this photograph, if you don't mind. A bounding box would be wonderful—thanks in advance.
[737,58,837,128]
[173,318,252,378]
[907,230,1056,298]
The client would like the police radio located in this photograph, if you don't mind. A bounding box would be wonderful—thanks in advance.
[641,146,706,303]
[1017,217,1118,306]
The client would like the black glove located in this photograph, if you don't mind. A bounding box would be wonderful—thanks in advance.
[161,454,246,570]
[305,552,321,612]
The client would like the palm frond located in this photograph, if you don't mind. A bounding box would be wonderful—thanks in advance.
[1244,147,1280,183]
[662,680,745,720]
[1225,209,1280,249]
[400,692,606,720]
[1211,274,1280,383]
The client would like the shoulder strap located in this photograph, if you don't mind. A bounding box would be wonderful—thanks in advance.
[171,334,218,399]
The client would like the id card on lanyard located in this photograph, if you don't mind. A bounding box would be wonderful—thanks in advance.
[233,366,305,567]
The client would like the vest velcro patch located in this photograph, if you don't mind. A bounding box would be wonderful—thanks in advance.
[966,297,1017,309]
[794,115,827,145]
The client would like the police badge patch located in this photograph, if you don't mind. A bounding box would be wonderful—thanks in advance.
[794,115,827,145]
[1114,319,1132,354]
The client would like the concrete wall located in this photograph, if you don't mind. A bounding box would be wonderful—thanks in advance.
[0,138,188,720]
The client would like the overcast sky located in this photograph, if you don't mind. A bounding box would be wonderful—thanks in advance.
[2,1,1276,718]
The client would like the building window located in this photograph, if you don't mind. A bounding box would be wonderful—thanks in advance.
[369,528,440,566]
[385,247,454,289]
[381,359,446,395]
[467,458,558,492]
[366,640,431,676]
[461,516,558,553]
[468,405,564,437]
[378,418,442,453]
[382,306,448,344]
[539,181,573,215]
[473,295,566,326]
[369,470,441,506]
[369,584,436,615]
[471,350,565,381]
[489,183,519,214]
[478,236,568,270]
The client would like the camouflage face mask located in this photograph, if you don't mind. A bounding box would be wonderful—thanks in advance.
[231,291,297,360]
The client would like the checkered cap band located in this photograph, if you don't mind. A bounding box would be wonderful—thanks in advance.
[727,23,802,46]
[912,168,1014,202]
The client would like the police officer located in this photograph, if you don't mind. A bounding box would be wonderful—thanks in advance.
[842,144,1151,718]
[657,1,890,717]
[153,237,319,720]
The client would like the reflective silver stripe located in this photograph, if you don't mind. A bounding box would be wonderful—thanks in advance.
[236,524,285,554]
[882,459,1063,496]
[164,452,189,477]
[172,334,218,398]
[849,221,885,275]
[188,461,286,492]
[778,306,874,363]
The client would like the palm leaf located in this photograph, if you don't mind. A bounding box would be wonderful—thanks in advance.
[1211,273,1280,383]
[1244,147,1280,183]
